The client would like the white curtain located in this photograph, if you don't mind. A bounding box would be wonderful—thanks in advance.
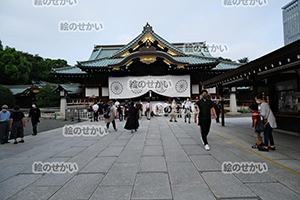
[109,75,190,99]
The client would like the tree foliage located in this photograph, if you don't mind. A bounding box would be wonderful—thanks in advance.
[0,85,16,108]
[0,40,69,85]
[238,57,250,64]
[0,47,32,84]
[36,83,60,107]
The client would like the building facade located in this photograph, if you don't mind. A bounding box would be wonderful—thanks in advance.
[283,0,300,45]
[54,23,241,102]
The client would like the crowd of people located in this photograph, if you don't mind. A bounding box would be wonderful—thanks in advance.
[1,93,277,152]
[0,103,41,145]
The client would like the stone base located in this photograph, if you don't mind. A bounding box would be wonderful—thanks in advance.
[226,112,242,116]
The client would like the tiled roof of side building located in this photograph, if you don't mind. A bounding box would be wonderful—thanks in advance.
[53,66,87,74]
[213,61,242,70]
[59,83,82,94]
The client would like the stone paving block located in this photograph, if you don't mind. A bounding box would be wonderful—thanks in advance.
[182,145,209,155]
[172,185,216,200]
[142,145,164,156]
[97,146,124,157]
[202,172,256,198]
[0,164,31,182]
[0,174,42,200]
[132,173,172,199]
[8,186,60,200]
[139,156,167,172]
[71,140,97,147]
[108,139,130,147]
[81,156,116,173]
[178,138,198,145]
[90,185,132,200]
[234,171,276,183]
[164,148,190,163]
[101,162,138,185]
[168,162,205,185]
[145,138,162,146]
[53,146,86,157]
[246,182,300,200]
[190,155,221,172]
[116,150,142,163]
[49,174,104,200]
[117,133,133,140]
[32,173,76,187]
[174,133,192,139]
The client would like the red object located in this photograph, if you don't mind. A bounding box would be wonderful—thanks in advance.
[252,111,260,127]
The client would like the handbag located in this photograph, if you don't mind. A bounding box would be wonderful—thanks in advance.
[255,120,265,132]
[263,106,270,124]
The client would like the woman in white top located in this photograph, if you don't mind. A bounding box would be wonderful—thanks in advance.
[255,95,277,151]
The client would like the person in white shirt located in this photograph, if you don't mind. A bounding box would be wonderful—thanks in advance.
[92,103,99,122]
[255,94,276,151]
[184,98,192,123]
[145,101,152,120]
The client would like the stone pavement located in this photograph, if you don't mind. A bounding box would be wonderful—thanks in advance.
[0,116,300,200]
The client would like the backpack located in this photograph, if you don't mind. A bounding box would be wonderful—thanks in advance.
[104,106,111,118]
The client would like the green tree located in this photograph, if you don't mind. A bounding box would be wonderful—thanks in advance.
[218,57,236,63]
[0,85,16,108]
[238,57,249,64]
[0,47,32,85]
[36,83,60,107]
[0,40,3,51]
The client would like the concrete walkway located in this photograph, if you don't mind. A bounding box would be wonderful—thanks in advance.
[0,116,300,200]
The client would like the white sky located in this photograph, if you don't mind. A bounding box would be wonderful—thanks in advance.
[0,0,291,65]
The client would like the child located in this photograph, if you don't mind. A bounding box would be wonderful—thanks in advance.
[249,104,264,148]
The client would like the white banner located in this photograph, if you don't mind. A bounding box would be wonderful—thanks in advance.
[109,75,190,99]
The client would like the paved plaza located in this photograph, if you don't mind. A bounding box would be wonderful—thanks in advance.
[0,116,300,200]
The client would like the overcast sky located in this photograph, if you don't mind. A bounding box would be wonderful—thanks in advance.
[0,0,291,65]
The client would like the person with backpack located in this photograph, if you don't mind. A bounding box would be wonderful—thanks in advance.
[104,101,117,132]
[255,95,276,151]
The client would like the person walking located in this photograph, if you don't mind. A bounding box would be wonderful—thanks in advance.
[92,102,99,122]
[105,101,117,131]
[0,105,10,144]
[118,103,124,121]
[98,100,104,120]
[145,101,152,120]
[9,105,26,144]
[213,100,221,123]
[169,99,177,122]
[27,103,41,136]
[195,90,217,151]
[255,95,277,151]
[124,102,140,133]
[184,98,192,124]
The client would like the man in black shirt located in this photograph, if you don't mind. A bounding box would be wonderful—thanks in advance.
[27,103,41,136]
[195,90,217,151]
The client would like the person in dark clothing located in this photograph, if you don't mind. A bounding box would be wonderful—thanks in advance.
[124,101,130,120]
[10,105,26,144]
[195,90,217,151]
[98,100,104,120]
[213,101,221,123]
[27,103,41,136]
[124,102,139,133]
